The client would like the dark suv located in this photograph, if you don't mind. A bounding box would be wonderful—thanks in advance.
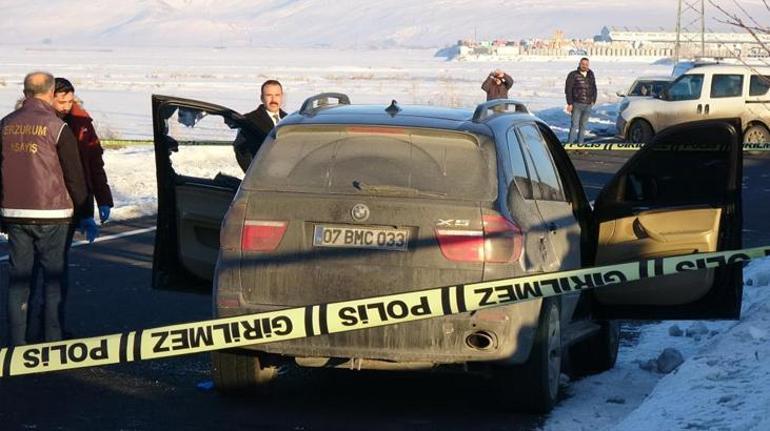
[152,93,743,413]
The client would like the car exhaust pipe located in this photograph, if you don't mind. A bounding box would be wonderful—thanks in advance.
[465,331,497,351]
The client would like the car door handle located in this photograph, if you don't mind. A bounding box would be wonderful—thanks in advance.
[697,104,702,114]
[704,104,710,114]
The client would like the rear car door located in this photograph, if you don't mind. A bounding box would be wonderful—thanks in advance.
[592,119,743,319]
[707,73,746,119]
[152,95,256,291]
[656,73,708,130]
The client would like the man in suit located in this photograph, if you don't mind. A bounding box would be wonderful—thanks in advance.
[234,80,287,172]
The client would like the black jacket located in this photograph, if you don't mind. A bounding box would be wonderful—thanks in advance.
[233,104,287,172]
[565,69,597,105]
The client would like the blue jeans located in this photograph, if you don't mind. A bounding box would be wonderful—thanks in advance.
[568,103,593,144]
[6,223,69,345]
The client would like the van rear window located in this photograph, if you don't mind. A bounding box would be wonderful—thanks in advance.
[750,75,770,96]
[245,125,496,200]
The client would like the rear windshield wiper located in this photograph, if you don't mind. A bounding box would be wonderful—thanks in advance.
[352,181,447,198]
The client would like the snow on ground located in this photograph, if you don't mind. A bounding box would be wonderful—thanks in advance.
[1,0,753,49]
[545,256,770,430]
[104,145,241,221]
[0,46,671,142]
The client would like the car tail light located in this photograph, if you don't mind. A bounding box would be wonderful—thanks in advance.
[434,228,485,262]
[241,221,288,252]
[481,215,523,263]
[220,199,247,252]
[435,215,523,263]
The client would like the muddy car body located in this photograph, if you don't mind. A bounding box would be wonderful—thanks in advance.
[152,94,743,412]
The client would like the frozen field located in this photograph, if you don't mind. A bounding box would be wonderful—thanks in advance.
[0,45,671,141]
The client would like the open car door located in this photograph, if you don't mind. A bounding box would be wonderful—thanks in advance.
[152,95,257,292]
[592,119,743,319]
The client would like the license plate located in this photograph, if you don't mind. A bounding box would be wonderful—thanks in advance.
[313,225,409,251]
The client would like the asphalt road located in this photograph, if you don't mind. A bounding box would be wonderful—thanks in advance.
[0,152,768,431]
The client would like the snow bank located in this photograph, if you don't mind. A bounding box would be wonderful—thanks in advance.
[104,145,241,221]
[545,258,770,431]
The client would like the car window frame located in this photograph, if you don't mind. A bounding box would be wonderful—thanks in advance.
[515,123,566,202]
[710,74,745,99]
[749,74,770,96]
[667,73,705,101]
[505,126,535,200]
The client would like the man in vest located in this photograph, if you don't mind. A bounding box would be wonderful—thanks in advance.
[564,57,598,144]
[233,79,287,172]
[1,71,89,345]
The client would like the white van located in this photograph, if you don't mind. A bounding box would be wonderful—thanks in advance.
[617,65,770,143]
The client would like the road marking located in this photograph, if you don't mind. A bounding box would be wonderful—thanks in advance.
[0,226,157,262]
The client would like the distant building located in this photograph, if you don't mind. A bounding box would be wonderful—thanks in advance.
[452,26,769,61]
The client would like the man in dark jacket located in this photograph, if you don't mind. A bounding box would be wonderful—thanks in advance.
[564,58,597,143]
[481,69,514,100]
[233,80,287,172]
[0,71,89,345]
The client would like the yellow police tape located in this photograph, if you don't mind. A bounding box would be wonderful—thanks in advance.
[563,142,770,151]
[100,139,770,152]
[2,246,768,378]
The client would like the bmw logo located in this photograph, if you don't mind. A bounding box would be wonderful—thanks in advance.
[351,204,370,222]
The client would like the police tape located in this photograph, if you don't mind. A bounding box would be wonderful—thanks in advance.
[1,246,769,378]
[563,142,770,151]
[100,139,770,152]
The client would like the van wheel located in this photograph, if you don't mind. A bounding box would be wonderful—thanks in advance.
[744,124,770,144]
[496,298,561,413]
[627,120,654,143]
[569,320,620,377]
[211,350,279,394]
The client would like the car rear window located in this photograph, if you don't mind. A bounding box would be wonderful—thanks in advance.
[245,125,496,200]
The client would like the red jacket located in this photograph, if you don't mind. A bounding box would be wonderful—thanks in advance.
[64,102,113,218]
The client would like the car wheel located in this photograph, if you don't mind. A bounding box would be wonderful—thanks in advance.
[743,124,770,144]
[211,349,279,394]
[496,298,562,413]
[627,120,654,143]
[568,320,620,377]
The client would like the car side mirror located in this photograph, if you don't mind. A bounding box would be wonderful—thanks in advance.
[616,91,626,98]
[659,89,669,100]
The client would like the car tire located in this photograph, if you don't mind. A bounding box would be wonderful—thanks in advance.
[495,298,562,413]
[743,124,770,144]
[211,349,279,393]
[627,119,654,143]
[568,320,620,377]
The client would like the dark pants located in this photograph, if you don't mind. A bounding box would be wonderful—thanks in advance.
[568,102,593,144]
[6,223,69,346]
[26,225,76,342]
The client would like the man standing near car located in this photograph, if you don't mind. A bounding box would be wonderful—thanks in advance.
[482,69,514,100]
[1,71,89,345]
[234,80,287,172]
[45,77,110,337]
[564,57,597,144]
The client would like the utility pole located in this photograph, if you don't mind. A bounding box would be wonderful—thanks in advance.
[674,0,706,61]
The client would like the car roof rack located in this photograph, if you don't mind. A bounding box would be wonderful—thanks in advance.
[472,99,529,123]
[299,92,351,116]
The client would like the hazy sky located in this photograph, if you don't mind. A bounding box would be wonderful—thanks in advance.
[0,0,766,47]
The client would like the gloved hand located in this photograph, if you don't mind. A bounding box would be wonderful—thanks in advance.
[98,205,111,223]
[79,217,99,243]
